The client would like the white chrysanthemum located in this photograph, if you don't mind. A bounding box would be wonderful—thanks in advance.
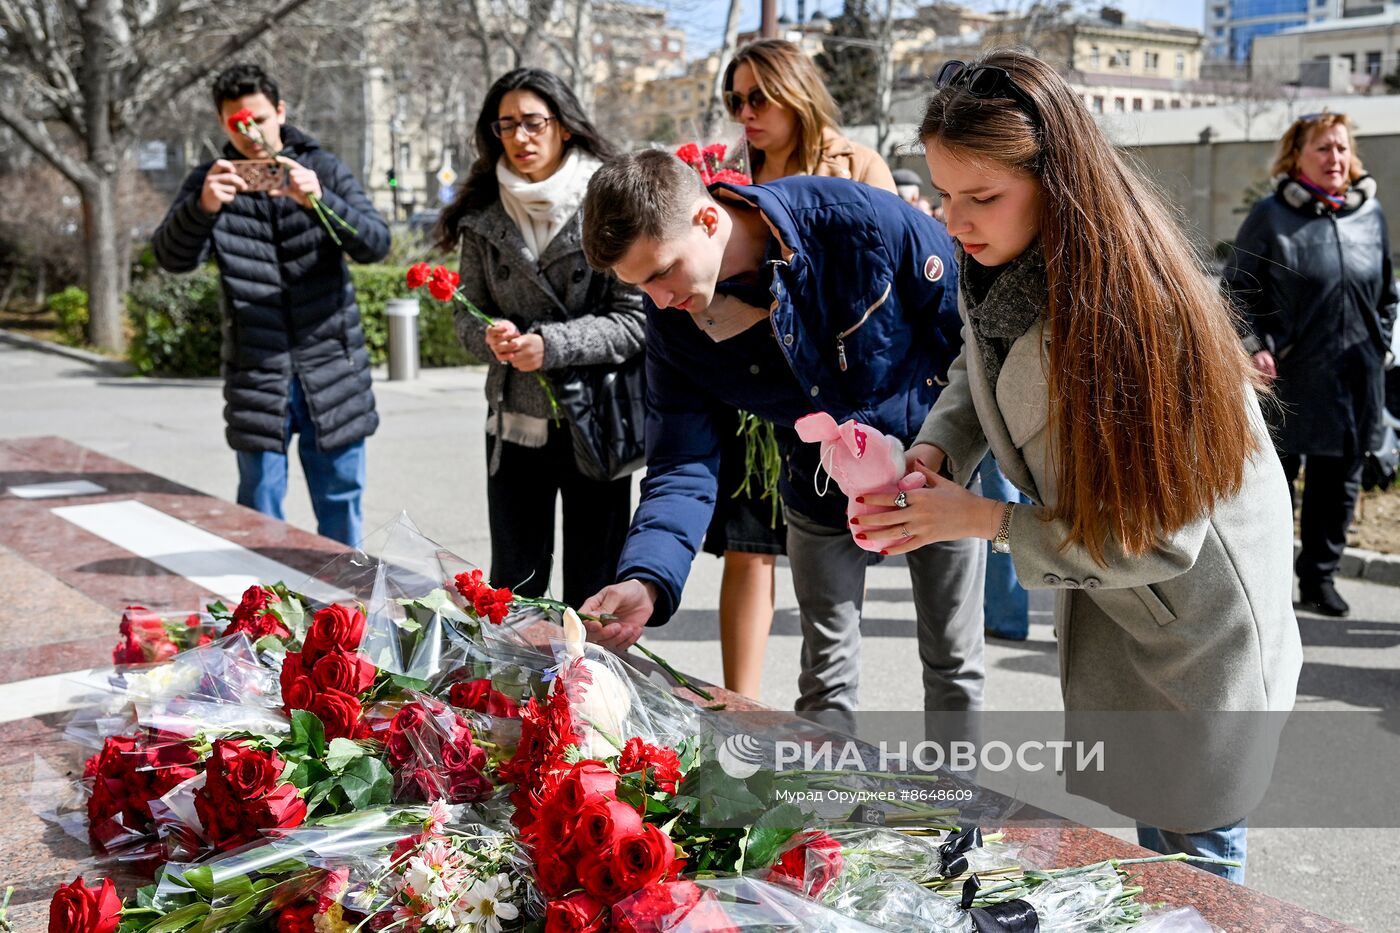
[124,662,201,703]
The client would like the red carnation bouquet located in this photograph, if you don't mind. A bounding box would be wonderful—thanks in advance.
[225,107,358,246]
[405,263,560,421]
[674,140,751,186]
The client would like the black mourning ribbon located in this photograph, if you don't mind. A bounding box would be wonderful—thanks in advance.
[960,874,1040,933]
[938,826,984,877]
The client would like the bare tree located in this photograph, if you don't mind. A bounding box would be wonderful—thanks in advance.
[0,0,318,351]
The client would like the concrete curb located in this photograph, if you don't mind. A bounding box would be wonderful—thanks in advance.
[0,327,135,376]
[1295,541,1400,587]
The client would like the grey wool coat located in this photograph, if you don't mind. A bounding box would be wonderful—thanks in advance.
[915,265,1303,831]
[455,199,645,469]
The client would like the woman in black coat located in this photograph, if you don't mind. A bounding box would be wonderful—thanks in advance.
[1225,112,1398,617]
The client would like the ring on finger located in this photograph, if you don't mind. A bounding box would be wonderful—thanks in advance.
[894,491,910,509]
[900,524,912,539]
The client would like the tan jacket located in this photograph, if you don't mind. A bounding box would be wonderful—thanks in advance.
[799,128,897,193]
[916,295,1303,830]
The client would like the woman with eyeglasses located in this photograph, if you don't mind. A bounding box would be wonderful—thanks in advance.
[704,39,899,701]
[1224,112,1397,619]
[855,49,1302,881]
[437,68,644,605]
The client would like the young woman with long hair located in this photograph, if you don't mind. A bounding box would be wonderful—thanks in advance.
[437,68,644,605]
[855,49,1302,880]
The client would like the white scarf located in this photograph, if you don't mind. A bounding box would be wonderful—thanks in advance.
[496,148,600,260]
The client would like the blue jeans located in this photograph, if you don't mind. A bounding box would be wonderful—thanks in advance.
[1137,820,1247,884]
[236,378,366,547]
[975,453,1029,639]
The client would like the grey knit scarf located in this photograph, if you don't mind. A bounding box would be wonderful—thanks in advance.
[960,244,1047,392]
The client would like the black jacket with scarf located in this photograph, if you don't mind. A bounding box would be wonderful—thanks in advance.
[1225,174,1397,457]
[152,125,390,452]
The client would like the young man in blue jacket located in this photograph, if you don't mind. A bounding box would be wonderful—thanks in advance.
[578,149,985,713]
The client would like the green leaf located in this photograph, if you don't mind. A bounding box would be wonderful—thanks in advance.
[200,888,263,931]
[174,866,213,899]
[325,737,366,773]
[677,760,766,825]
[338,756,393,809]
[738,803,807,871]
[287,710,326,759]
[253,634,287,657]
[388,673,431,693]
[143,902,210,933]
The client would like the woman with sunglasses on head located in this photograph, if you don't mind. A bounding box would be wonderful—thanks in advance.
[706,39,899,700]
[438,68,644,606]
[855,49,1302,880]
[1224,113,1397,619]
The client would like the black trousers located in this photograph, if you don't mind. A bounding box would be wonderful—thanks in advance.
[485,425,632,606]
[1280,451,1363,586]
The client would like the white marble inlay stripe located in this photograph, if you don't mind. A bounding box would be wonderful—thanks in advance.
[8,479,108,499]
[0,667,110,723]
[50,499,355,605]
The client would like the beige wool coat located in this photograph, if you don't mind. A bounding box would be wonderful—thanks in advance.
[915,288,1304,830]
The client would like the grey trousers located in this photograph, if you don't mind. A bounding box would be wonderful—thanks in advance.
[786,506,987,713]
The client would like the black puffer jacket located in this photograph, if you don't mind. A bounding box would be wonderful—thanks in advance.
[1225,174,1398,457]
[152,126,390,453]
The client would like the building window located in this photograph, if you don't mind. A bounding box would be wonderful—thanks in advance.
[1175,53,1186,76]
[1089,46,1101,68]
[1171,99,1182,109]
[1113,96,1126,112]
[1132,97,1144,111]
[1366,51,1382,77]
[1340,52,1356,73]
[1111,48,1131,68]
[1092,95,1105,113]
[1153,99,1166,110]
[1144,51,1160,70]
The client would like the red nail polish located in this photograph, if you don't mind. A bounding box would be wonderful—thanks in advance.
[856,496,864,504]
[850,517,859,526]
[856,532,867,540]
[879,549,888,556]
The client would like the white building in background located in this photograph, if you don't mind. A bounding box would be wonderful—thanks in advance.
[1252,5,1400,91]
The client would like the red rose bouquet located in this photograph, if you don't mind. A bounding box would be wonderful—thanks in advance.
[278,604,378,740]
[449,677,522,719]
[111,606,216,665]
[221,584,293,641]
[381,696,493,804]
[84,730,201,857]
[193,738,308,851]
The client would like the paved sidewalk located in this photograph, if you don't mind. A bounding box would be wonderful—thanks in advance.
[2,340,1398,930]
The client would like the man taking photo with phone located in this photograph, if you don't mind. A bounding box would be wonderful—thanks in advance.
[153,63,390,547]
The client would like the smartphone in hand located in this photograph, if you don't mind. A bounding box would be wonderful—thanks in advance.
[229,160,288,193]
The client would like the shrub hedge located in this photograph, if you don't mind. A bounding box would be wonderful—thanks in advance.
[124,263,475,376]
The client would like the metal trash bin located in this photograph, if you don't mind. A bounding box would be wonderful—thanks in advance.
[385,297,420,381]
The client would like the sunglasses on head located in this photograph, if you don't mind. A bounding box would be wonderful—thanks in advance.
[724,88,769,117]
[934,60,1043,128]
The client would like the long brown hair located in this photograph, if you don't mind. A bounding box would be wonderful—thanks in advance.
[724,39,841,177]
[920,49,1263,564]
[1270,111,1365,183]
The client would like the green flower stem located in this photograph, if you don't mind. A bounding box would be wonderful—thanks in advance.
[631,642,716,702]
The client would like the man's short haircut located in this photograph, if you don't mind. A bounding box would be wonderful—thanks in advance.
[582,149,706,270]
[212,63,280,110]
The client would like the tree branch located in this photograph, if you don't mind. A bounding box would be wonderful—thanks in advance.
[0,97,96,187]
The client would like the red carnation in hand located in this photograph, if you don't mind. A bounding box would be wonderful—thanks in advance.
[617,737,684,794]
[427,265,460,302]
[765,829,845,897]
[48,875,122,933]
[226,107,255,134]
[405,261,431,290]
